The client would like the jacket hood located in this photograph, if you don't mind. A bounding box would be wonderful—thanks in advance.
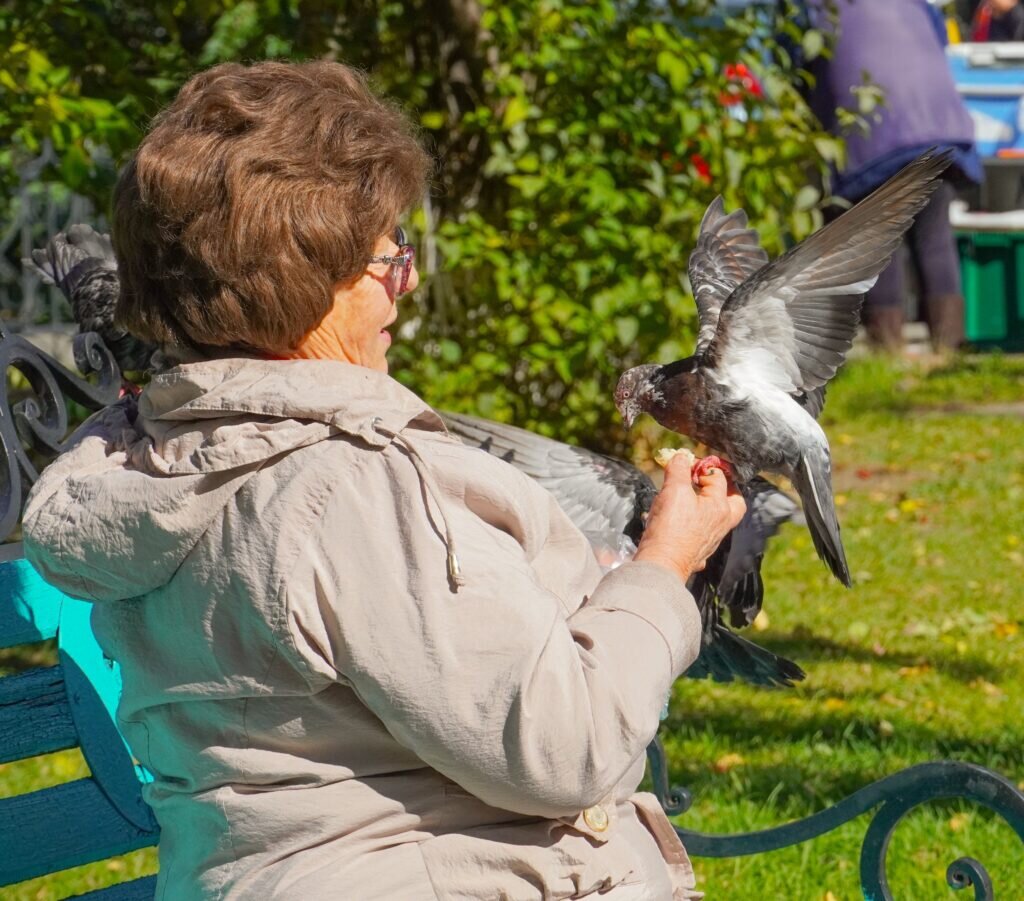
[23,359,446,602]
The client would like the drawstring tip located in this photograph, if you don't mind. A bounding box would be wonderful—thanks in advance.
[447,551,465,591]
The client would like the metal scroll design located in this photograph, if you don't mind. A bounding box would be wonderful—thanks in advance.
[0,324,121,540]
[646,740,1024,901]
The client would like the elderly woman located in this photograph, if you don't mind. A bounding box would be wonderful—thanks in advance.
[23,61,744,900]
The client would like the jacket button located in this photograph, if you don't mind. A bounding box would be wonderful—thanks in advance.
[583,804,609,832]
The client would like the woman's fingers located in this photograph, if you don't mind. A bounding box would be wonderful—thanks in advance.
[695,467,727,497]
[663,451,695,486]
[726,492,748,526]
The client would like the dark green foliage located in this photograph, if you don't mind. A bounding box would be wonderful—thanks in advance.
[1,0,842,451]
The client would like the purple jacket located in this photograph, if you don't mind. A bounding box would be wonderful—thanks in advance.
[806,0,981,199]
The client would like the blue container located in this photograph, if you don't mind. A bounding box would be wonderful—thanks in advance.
[948,43,1024,158]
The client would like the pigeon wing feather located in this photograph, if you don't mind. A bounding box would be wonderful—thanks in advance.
[688,196,770,356]
[440,411,655,547]
[704,150,953,393]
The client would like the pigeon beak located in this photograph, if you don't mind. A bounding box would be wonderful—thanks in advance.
[620,405,637,431]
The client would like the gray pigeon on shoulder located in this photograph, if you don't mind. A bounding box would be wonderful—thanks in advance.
[615,150,953,590]
[442,410,804,688]
[24,224,156,373]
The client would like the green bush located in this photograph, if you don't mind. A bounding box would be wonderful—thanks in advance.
[1,0,844,450]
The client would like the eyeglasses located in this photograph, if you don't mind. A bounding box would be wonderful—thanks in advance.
[368,226,416,295]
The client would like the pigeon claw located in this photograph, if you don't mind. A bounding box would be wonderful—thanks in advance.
[691,455,735,487]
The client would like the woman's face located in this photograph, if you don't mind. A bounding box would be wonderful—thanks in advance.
[288,232,419,372]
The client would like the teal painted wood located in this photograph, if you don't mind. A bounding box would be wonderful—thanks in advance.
[72,875,158,900]
[0,555,63,648]
[59,597,158,832]
[0,664,77,763]
[0,777,159,886]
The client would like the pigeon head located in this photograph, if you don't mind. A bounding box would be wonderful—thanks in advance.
[614,364,661,430]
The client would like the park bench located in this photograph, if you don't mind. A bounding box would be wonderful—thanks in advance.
[0,324,1022,900]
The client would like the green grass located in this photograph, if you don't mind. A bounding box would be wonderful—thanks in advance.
[663,353,1024,899]
[2,353,1022,899]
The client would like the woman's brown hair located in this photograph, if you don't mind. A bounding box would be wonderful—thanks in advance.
[113,60,431,355]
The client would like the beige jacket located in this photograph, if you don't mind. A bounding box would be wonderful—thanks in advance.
[24,359,703,900]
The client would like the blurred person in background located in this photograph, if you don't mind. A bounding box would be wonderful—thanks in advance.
[968,0,1024,41]
[804,0,982,352]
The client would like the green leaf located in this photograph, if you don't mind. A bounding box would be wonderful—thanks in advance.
[794,184,820,211]
[615,316,639,347]
[439,339,462,363]
[502,95,531,128]
[801,29,825,62]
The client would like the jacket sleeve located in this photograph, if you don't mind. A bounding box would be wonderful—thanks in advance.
[286,440,701,819]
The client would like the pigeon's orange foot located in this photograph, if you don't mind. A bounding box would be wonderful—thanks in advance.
[691,455,735,486]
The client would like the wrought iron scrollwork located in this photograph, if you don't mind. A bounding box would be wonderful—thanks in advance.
[0,324,121,541]
[652,756,1024,901]
[646,736,692,817]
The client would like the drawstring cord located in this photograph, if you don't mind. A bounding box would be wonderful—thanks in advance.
[372,419,465,592]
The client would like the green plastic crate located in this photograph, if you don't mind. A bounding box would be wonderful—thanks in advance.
[956,230,1024,350]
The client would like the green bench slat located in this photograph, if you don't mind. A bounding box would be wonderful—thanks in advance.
[72,875,157,900]
[0,777,159,886]
[0,555,64,648]
[0,664,77,763]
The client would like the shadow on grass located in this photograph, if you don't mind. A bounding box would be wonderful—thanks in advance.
[753,627,1003,684]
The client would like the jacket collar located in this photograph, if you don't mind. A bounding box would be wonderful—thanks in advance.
[139,358,445,448]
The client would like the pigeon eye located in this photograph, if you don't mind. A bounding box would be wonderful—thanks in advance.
[622,390,631,399]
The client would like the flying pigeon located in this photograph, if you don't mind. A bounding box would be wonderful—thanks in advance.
[24,224,156,373]
[442,410,805,687]
[614,150,952,592]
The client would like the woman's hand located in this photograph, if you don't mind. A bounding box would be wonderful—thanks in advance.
[634,453,746,584]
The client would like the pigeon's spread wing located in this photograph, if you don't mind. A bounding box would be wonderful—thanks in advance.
[688,196,769,356]
[705,150,953,394]
[440,412,656,549]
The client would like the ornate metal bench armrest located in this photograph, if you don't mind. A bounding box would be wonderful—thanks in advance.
[0,325,121,541]
[647,738,1024,901]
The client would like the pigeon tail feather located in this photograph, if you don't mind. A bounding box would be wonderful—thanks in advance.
[721,558,765,628]
[686,622,805,687]
[792,451,851,587]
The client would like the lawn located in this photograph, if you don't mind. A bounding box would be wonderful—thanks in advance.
[1,353,1022,900]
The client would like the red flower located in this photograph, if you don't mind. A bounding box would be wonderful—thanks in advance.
[690,153,712,184]
[720,62,765,106]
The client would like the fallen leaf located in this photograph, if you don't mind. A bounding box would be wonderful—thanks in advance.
[835,493,848,507]
[948,812,970,832]
[824,892,840,901]
[995,622,1019,639]
[824,698,848,712]
[878,719,895,737]
[752,610,770,632]
[713,753,745,773]
[855,468,872,480]
[880,692,907,708]
[970,678,1003,697]
[898,664,933,678]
